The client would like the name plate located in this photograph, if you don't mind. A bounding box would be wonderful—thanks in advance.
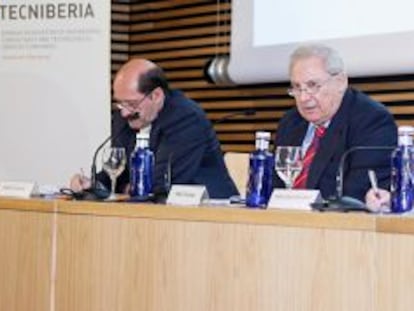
[166,185,209,206]
[267,189,322,210]
[0,181,36,198]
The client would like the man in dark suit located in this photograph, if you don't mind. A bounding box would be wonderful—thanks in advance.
[71,59,238,199]
[274,44,397,201]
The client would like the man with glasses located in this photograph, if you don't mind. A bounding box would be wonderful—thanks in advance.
[70,58,238,199]
[274,44,397,201]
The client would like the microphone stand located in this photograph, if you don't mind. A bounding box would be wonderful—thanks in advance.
[76,123,130,201]
[336,146,395,198]
[213,109,256,124]
[90,135,113,189]
[313,145,395,212]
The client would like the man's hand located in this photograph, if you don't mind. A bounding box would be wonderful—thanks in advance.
[365,188,390,213]
[69,173,91,192]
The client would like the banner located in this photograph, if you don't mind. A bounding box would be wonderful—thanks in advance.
[0,1,111,187]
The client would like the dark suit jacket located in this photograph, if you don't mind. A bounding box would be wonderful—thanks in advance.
[274,88,398,201]
[98,90,239,199]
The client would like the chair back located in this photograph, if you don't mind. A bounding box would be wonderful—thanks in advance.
[224,152,250,198]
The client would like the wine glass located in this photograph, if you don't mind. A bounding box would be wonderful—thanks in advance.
[102,147,127,199]
[274,146,303,189]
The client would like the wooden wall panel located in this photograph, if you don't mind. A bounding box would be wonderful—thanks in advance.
[55,214,377,311]
[0,207,53,311]
[111,0,414,152]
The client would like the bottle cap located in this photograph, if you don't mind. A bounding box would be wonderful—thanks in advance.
[255,131,271,150]
[398,126,414,135]
[255,131,271,140]
[136,132,150,140]
[398,126,414,146]
[136,132,149,148]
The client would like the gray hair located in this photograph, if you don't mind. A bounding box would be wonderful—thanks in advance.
[289,44,345,76]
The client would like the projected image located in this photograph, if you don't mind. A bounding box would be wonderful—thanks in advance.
[254,0,414,47]
[229,0,414,83]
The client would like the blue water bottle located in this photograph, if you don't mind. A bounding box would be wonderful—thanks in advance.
[130,132,154,199]
[246,131,275,208]
[391,126,414,213]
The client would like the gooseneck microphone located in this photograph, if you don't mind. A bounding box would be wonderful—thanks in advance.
[312,145,395,212]
[336,146,395,198]
[90,123,129,189]
[213,108,256,124]
[90,135,112,189]
[89,107,141,193]
[77,122,130,200]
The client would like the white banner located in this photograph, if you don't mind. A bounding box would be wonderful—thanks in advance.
[0,1,111,187]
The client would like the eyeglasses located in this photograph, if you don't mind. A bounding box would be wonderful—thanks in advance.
[287,75,337,98]
[116,93,151,112]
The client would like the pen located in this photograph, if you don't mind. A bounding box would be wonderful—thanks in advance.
[79,168,87,188]
[368,169,380,198]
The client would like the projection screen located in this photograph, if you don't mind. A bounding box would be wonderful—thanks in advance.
[228,0,414,84]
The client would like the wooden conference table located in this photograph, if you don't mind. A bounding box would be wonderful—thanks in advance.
[1,197,414,311]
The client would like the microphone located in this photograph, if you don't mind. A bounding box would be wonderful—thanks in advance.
[312,145,395,212]
[79,122,130,200]
[213,108,256,124]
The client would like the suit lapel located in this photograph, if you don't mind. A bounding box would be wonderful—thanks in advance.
[307,89,351,188]
[283,119,308,146]
[149,122,161,151]
[307,124,344,188]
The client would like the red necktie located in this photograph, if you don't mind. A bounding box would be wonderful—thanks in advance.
[293,126,326,189]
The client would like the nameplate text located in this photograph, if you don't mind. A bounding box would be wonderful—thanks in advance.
[167,185,209,206]
[0,181,36,198]
[267,189,322,210]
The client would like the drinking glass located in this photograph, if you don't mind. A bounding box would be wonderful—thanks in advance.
[102,147,127,199]
[274,146,303,189]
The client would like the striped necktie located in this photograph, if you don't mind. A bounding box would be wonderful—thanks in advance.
[293,126,326,189]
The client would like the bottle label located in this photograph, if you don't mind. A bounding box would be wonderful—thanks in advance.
[256,138,269,150]
[130,148,154,197]
[245,150,274,207]
[390,146,414,213]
